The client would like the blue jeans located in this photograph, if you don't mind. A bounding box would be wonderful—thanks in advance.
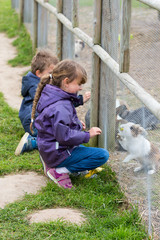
[57,145,109,173]
[24,123,38,137]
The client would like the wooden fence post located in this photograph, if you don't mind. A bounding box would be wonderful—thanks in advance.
[37,4,48,47]
[62,0,75,59]
[72,0,79,28]
[119,0,131,73]
[19,0,24,27]
[89,0,102,147]
[56,0,63,60]
[98,0,120,150]
[33,0,38,51]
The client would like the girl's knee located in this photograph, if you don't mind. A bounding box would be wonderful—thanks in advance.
[100,149,109,164]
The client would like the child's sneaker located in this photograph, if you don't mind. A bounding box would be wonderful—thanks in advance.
[15,132,38,155]
[47,168,73,189]
[84,167,104,178]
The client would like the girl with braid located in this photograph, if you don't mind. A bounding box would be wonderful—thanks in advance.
[31,59,109,189]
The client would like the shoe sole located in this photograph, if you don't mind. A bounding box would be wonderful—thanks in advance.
[15,132,29,156]
[39,154,47,176]
[47,170,61,187]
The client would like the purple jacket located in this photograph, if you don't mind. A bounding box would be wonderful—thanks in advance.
[35,84,90,168]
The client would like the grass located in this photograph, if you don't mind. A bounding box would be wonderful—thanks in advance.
[0,0,34,66]
[0,0,150,239]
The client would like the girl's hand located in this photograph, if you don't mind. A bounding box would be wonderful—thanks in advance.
[80,120,86,130]
[83,91,91,103]
[89,127,102,138]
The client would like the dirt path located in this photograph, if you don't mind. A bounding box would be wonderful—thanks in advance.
[0,33,29,110]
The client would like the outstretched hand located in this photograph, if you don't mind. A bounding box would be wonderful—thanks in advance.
[83,91,91,103]
[80,120,86,130]
[89,127,102,138]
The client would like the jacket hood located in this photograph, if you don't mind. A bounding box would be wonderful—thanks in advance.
[21,72,40,97]
[37,84,79,113]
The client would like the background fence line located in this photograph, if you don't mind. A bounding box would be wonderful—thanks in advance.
[13,0,160,148]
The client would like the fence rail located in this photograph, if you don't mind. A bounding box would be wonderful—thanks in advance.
[138,0,160,10]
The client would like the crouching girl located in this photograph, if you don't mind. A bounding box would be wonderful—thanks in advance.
[31,59,109,189]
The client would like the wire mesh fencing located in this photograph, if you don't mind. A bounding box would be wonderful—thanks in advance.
[11,0,160,238]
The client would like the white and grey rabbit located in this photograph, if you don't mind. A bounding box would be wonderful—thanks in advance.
[117,122,160,174]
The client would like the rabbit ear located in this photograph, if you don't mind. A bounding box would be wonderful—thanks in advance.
[137,125,148,137]
[130,124,148,137]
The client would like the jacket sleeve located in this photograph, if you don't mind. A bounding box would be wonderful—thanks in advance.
[51,105,90,146]
[21,76,38,100]
[28,85,38,100]
[73,95,83,107]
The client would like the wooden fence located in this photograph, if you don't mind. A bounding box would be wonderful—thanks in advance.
[12,0,160,150]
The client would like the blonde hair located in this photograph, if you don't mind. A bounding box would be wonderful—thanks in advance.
[30,59,87,133]
[31,49,59,74]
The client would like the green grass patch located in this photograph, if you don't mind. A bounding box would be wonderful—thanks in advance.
[50,0,149,8]
[0,91,149,239]
[0,0,34,66]
[49,0,94,7]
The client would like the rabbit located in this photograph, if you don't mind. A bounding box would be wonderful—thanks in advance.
[75,39,85,57]
[116,105,160,130]
[117,122,160,174]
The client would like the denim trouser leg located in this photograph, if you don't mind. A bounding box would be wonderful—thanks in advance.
[24,122,38,137]
[57,145,109,173]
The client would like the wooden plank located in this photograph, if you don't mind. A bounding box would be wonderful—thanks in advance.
[56,0,63,60]
[89,53,100,147]
[33,0,38,51]
[19,0,24,26]
[89,0,102,147]
[37,4,48,47]
[93,0,101,44]
[119,0,131,73]
[72,0,79,28]
[62,0,74,59]
[98,0,120,150]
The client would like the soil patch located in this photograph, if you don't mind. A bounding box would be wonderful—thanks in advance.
[0,33,29,110]
[27,208,86,225]
[0,172,47,209]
